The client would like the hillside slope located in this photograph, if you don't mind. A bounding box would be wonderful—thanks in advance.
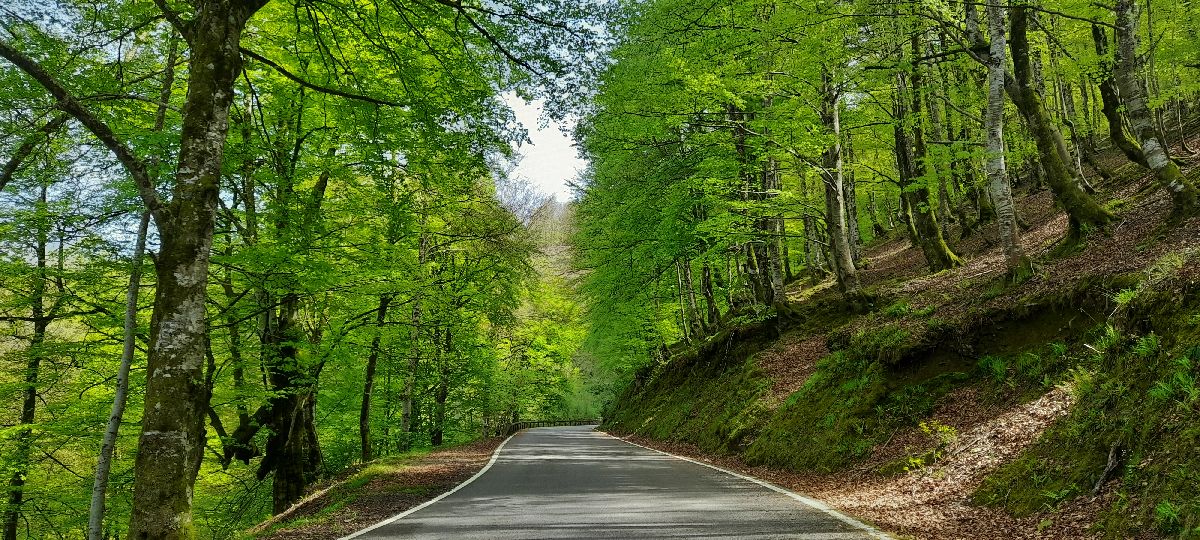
[603,154,1200,538]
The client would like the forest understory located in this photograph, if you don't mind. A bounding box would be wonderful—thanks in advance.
[603,128,1200,539]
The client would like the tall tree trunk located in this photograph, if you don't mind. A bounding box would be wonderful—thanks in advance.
[942,66,978,234]
[985,0,1031,275]
[258,293,322,515]
[401,312,421,449]
[1113,0,1200,219]
[1065,80,1116,183]
[1091,24,1150,168]
[802,213,828,276]
[224,119,333,518]
[925,69,957,236]
[674,261,692,343]
[897,40,962,272]
[681,259,704,334]
[761,158,785,304]
[843,129,863,264]
[761,89,785,304]
[724,255,736,308]
[728,104,772,304]
[700,262,719,328]
[1079,74,1094,137]
[400,233,429,451]
[129,4,264,536]
[3,186,49,540]
[782,236,795,282]
[820,68,862,294]
[1004,7,1113,240]
[360,295,393,462]
[430,327,450,447]
[88,211,150,540]
[264,168,332,514]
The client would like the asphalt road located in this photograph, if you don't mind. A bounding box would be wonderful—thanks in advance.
[346,425,883,539]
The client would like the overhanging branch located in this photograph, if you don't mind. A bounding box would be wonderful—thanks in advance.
[239,47,405,107]
[0,38,166,222]
[0,113,69,192]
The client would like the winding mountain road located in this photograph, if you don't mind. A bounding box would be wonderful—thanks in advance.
[344,425,885,539]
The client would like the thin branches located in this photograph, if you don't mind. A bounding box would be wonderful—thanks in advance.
[239,47,405,107]
[0,38,165,222]
[0,113,69,192]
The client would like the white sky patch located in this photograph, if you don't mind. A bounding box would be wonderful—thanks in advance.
[505,94,586,202]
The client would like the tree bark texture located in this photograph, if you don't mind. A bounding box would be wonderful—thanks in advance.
[1113,0,1199,219]
[1005,7,1113,240]
[985,0,1030,273]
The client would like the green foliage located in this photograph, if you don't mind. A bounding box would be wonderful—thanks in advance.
[886,420,959,475]
[884,301,911,318]
[1113,288,1138,306]
[1133,333,1160,358]
[980,355,1010,383]
[0,0,601,535]
[975,279,1200,536]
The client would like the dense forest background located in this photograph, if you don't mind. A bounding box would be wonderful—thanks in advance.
[575,0,1200,386]
[574,0,1200,536]
[0,1,604,538]
[3,0,1200,537]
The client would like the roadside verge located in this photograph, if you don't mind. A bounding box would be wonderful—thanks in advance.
[247,437,506,540]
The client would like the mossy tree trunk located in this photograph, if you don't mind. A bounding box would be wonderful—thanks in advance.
[896,38,963,272]
[1091,24,1150,168]
[129,3,267,536]
[1006,6,1113,240]
[1113,0,1200,220]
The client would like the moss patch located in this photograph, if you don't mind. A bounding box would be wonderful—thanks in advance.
[973,264,1200,537]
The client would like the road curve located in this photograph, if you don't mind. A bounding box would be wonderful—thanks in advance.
[345,425,883,539]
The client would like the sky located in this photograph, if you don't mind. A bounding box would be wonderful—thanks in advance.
[505,94,587,202]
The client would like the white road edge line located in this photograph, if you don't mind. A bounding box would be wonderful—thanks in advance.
[602,431,894,540]
[340,433,518,539]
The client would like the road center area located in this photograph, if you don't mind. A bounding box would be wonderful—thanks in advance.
[346,425,880,539]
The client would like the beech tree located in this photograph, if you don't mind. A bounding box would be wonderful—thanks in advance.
[1,0,601,537]
[573,0,1199,393]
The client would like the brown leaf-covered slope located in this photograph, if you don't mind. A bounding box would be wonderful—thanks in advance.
[624,134,1200,539]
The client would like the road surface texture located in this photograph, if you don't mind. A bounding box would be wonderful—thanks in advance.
[346,425,884,539]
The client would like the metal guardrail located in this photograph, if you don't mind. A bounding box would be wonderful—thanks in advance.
[495,419,601,437]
